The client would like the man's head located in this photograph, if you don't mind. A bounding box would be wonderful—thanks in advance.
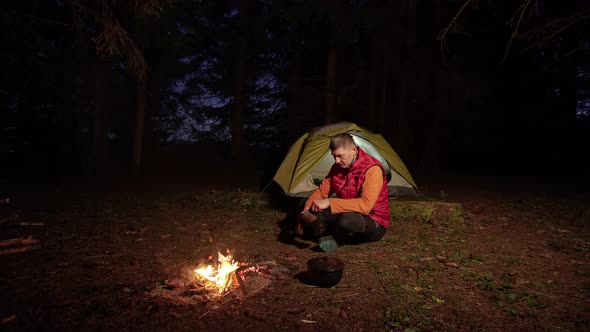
[330,133,358,169]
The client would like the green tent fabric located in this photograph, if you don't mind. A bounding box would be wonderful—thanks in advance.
[273,122,418,197]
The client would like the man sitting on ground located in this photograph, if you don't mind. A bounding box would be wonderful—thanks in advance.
[298,133,390,252]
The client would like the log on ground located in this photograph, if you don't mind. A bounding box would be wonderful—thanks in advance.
[0,245,41,255]
[389,200,463,224]
[0,236,41,249]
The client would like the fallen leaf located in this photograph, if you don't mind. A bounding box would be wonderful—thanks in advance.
[339,309,348,319]
[432,296,445,304]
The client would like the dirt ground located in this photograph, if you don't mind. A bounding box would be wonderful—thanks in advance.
[0,174,589,331]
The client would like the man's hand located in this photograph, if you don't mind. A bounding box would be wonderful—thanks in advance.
[310,199,330,212]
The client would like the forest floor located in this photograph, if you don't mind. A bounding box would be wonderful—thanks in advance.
[0,173,589,331]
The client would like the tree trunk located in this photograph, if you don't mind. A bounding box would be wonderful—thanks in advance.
[232,43,247,160]
[231,0,250,161]
[92,59,111,174]
[545,0,578,124]
[132,79,146,173]
[396,0,416,155]
[397,70,409,153]
[384,1,402,143]
[286,52,302,143]
[558,33,578,124]
[325,46,337,124]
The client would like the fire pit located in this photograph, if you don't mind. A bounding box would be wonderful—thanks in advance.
[147,251,292,305]
[192,250,280,297]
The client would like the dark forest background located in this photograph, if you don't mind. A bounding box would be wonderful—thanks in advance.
[1,0,589,187]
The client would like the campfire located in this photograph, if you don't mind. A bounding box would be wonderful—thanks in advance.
[194,251,239,294]
[147,252,285,305]
[193,250,276,296]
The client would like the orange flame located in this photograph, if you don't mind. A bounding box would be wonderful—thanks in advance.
[194,251,239,293]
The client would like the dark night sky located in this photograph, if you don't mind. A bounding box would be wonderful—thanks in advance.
[0,0,588,182]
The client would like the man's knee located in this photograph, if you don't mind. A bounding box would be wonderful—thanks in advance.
[337,212,366,233]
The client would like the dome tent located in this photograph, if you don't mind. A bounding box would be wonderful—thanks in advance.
[273,122,418,197]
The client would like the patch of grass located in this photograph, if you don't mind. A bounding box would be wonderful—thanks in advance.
[462,271,541,315]
[365,261,380,270]
[255,225,271,233]
[409,253,424,262]
[497,301,519,316]
[421,262,436,274]
[522,293,540,307]
[381,237,402,249]
[478,274,495,290]
[383,297,436,331]
[534,281,557,289]
[384,281,403,295]
[503,256,520,264]
[319,292,336,307]
[468,254,484,263]
[460,272,478,282]
[419,304,433,312]
[384,305,411,330]
[452,251,468,263]
[460,272,496,290]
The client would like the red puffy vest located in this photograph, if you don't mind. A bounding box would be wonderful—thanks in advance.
[328,147,391,228]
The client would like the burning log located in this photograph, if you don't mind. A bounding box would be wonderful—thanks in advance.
[194,251,239,294]
[234,271,248,296]
[192,250,279,297]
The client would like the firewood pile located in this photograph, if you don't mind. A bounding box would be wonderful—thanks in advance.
[0,235,41,255]
[0,196,43,255]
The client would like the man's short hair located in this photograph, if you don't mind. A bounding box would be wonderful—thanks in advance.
[330,133,355,150]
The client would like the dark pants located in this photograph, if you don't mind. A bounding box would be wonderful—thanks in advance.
[312,209,386,244]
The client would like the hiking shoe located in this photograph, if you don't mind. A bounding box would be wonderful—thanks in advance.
[318,235,338,252]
